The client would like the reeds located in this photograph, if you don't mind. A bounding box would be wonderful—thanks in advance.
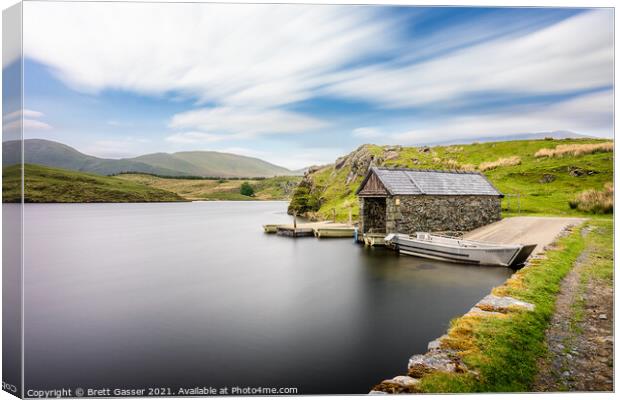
[535,142,613,158]
[479,156,521,172]
[568,183,613,214]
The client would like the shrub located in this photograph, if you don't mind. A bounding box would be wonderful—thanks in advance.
[240,182,255,197]
[479,156,521,172]
[568,183,613,214]
[535,142,613,158]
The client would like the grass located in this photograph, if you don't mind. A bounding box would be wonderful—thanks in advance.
[116,173,301,201]
[2,164,186,203]
[411,218,613,393]
[290,138,613,220]
[415,222,587,392]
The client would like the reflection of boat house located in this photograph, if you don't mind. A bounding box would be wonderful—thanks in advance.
[356,167,503,235]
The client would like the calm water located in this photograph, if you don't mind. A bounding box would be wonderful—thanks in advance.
[23,202,512,395]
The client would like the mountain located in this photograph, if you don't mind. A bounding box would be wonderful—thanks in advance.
[2,139,293,178]
[427,131,599,146]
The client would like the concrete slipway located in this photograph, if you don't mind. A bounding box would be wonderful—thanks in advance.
[464,216,586,256]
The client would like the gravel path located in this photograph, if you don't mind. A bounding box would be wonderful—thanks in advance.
[532,228,613,392]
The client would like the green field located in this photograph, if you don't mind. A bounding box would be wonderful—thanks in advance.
[115,173,301,201]
[289,138,613,220]
[2,164,186,203]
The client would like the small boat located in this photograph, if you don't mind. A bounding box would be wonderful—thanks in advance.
[384,232,536,268]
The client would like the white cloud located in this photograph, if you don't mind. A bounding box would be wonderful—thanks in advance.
[325,10,613,108]
[392,90,613,143]
[23,2,396,108]
[3,109,44,121]
[168,107,326,140]
[3,109,52,132]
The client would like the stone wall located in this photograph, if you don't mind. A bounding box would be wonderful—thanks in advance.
[385,195,501,234]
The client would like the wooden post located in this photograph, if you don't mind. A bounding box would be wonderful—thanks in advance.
[348,207,352,225]
[293,212,297,237]
[332,208,336,223]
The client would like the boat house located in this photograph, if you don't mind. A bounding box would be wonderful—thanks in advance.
[356,167,503,235]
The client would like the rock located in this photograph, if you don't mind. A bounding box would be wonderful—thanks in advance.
[598,314,607,320]
[427,335,448,351]
[382,376,419,388]
[466,306,504,317]
[384,150,399,160]
[568,166,585,177]
[475,294,535,313]
[539,174,556,184]
[334,156,347,170]
[408,350,465,377]
[419,146,431,153]
[562,371,571,377]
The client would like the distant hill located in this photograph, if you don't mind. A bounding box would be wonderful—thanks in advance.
[3,139,294,178]
[2,164,185,203]
[428,131,599,146]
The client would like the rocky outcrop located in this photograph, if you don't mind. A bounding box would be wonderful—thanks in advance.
[288,144,389,218]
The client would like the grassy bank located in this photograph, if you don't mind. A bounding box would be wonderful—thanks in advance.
[116,173,301,201]
[407,218,612,393]
[2,164,185,203]
[290,139,613,220]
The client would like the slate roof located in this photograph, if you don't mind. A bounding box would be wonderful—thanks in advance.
[356,167,503,197]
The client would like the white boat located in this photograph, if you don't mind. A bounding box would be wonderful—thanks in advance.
[384,232,536,268]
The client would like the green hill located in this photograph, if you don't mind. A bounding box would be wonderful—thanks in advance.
[3,139,296,178]
[2,164,186,203]
[288,138,613,221]
[131,150,293,178]
[2,139,184,176]
[116,174,301,201]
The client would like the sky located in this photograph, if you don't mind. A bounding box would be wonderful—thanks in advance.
[10,2,614,169]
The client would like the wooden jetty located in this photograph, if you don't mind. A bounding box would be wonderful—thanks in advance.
[363,233,386,247]
[314,225,356,238]
[263,221,356,238]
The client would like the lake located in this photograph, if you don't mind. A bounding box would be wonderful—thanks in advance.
[23,201,513,394]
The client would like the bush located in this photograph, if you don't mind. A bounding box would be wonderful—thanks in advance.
[535,142,613,158]
[240,182,255,197]
[479,156,521,172]
[568,183,613,214]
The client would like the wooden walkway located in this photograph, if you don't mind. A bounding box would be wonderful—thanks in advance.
[263,221,356,238]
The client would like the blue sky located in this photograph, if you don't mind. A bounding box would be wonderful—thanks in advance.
[10,2,614,169]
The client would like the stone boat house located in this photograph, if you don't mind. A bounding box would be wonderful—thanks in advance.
[356,167,503,235]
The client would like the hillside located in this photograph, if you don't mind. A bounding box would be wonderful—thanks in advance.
[288,138,613,221]
[3,139,296,178]
[131,150,293,178]
[2,164,185,203]
[117,174,301,201]
[2,139,184,176]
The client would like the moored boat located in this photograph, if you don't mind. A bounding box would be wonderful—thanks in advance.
[384,232,536,268]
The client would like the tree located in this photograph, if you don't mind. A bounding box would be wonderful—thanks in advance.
[240,182,255,197]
